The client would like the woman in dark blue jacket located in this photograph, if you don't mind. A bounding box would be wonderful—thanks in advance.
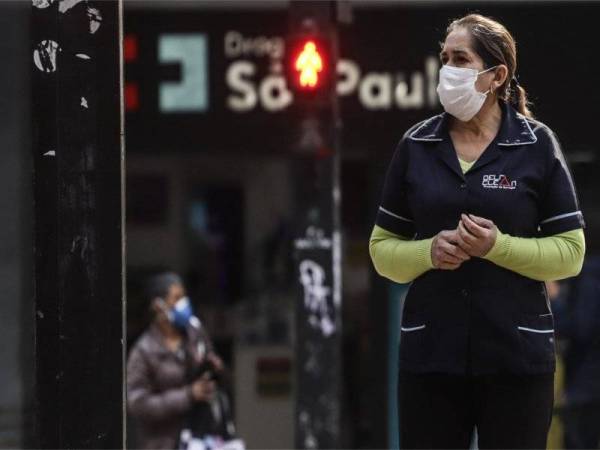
[370,14,585,449]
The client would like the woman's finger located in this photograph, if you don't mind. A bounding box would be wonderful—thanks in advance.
[440,241,470,262]
[434,243,462,264]
[439,229,459,245]
[438,251,462,265]
[454,232,470,252]
[458,222,478,246]
[469,214,494,229]
[439,261,461,270]
[461,214,486,238]
[439,230,469,260]
[449,242,471,261]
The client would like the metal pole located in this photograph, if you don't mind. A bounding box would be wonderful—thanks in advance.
[31,0,125,447]
[291,2,342,448]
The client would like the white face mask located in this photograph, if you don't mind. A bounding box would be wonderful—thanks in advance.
[436,65,497,122]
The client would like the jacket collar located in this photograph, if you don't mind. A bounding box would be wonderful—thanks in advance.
[408,101,537,147]
[147,323,172,355]
[147,322,202,360]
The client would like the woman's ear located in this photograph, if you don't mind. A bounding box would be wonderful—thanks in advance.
[150,297,165,315]
[495,64,509,90]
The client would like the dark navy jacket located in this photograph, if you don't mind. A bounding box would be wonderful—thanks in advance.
[375,101,585,375]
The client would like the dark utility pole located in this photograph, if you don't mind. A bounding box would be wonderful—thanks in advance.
[287,2,343,448]
[31,0,124,448]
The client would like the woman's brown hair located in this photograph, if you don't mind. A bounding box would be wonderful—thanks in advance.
[446,14,533,118]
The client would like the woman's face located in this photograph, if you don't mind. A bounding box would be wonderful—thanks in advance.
[439,27,497,94]
[164,282,186,308]
[152,282,186,324]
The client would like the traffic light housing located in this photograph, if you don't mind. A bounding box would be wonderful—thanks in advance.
[286,2,336,108]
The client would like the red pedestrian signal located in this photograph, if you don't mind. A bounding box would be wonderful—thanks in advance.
[286,34,333,106]
[286,2,336,107]
[294,40,324,89]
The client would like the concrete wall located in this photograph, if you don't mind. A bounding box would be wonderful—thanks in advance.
[127,153,294,288]
[234,345,294,449]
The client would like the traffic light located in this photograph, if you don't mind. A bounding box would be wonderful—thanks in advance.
[295,41,322,88]
[286,2,335,107]
[288,37,331,93]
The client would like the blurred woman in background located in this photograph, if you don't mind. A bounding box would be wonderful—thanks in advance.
[127,272,232,449]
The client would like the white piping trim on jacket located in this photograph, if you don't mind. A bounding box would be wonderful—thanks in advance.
[409,135,444,142]
[517,326,554,333]
[379,207,413,223]
[497,118,538,146]
[540,210,582,225]
[401,325,426,332]
[407,119,444,142]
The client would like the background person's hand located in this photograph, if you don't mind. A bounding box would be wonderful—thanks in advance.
[190,373,216,402]
[206,352,225,372]
[431,229,471,270]
[456,213,498,257]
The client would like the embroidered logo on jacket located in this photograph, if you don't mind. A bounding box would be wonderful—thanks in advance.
[482,174,517,190]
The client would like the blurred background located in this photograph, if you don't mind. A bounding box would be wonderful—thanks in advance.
[3,0,600,448]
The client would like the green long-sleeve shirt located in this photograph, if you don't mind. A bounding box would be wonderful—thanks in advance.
[369,158,585,284]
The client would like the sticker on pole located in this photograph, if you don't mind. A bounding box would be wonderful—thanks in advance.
[34,40,61,73]
[32,0,55,8]
[299,259,335,337]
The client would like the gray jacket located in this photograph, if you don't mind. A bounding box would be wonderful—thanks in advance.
[127,323,214,449]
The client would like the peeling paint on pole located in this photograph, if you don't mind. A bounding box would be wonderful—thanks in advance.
[32,0,55,9]
[58,0,85,14]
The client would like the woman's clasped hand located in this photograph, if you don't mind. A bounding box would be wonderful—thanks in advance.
[431,213,498,269]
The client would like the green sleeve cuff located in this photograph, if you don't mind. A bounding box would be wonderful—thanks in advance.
[483,229,510,262]
[418,237,435,270]
[369,225,435,283]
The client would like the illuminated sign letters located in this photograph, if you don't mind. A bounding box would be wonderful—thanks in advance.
[133,31,440,114]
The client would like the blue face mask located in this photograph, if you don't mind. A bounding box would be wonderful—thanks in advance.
[161,296,195,331]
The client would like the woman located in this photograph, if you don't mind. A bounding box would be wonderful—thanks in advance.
[127,272,228,449]
[369,14,586,449]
